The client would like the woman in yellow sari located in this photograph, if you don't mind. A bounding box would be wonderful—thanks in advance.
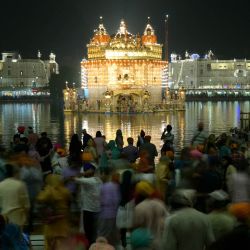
[37,174,71,250]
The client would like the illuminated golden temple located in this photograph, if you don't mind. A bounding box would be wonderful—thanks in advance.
[64,17,185,112]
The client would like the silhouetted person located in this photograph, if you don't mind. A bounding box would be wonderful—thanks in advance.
[82,129,92,150]
[36,132,53,175]
[161,124,174,155]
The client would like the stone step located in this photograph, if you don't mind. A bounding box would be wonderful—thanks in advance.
[30,235,45,250]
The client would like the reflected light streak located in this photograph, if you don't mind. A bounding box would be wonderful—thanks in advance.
[0,102,249,158]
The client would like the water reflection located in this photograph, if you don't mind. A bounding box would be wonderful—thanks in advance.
[0,101,249,155]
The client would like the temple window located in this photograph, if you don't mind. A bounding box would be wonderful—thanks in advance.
[124,74,129,80]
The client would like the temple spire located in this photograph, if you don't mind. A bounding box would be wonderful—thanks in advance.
[118,19,127,35]
[143,17,155,36]
[94,16,108,35]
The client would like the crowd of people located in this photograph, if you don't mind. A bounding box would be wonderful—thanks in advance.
[0,123,249,250]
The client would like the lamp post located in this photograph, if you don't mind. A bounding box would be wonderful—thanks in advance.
[164,14,169,61]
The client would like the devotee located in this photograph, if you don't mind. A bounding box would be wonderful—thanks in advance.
[16,125,26,139]
[69,133,82,165]
[207,190,236,241]
[118,169,135,249]
[161,189,215,250]
[227,158,250,203]
[36,174,71,250]
[221,155,237,192]
[134,196,167,249]
[136,129,145,149]
[75,168,102,245]
[15,153,43,233]
[0,163,30,229]
[216,133,231,159]
[155,155,174,202]
[122,137,139,163]
[98,168,121,247]
[62,156,81,218]
[83,138,98,164]
[208,202,250,250]
[12,134,29,153]
[27,126,39,147]
[115,129,124,151]
[0,214,29,249]
[191,122,208,147]
[35,132,53,175]
[82,129,92,150]
[139,135,158,168]
[205,134,218,154]
[94,131,107,159]
[161,124,174,155]
[106,140,121,160]
[130,227,153,250]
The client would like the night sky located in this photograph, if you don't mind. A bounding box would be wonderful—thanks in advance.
[1,0,250,69]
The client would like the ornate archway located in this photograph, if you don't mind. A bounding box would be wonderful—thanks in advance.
[112,89,142,112]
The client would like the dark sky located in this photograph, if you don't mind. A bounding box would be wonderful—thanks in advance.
[1,0,250,68]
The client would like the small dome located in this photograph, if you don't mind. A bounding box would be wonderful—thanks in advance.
[91,17,110,45]
[141,18,157,45]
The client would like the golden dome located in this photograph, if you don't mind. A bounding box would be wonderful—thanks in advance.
[109,19,137,49]
[141,18,157,45]
[90,16,110,45]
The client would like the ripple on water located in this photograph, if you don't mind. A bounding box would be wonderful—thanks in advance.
[0,101,249,158]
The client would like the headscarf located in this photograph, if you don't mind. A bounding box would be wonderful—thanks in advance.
[107,140,120,159]
[107,140,116,150]
[87,138,95,147]
[228,202,250,222]
[135,180,155,197]
[170,189,196,207]
[116,129,122,136]
[17,126,25,134]
[56,148,66,157]
[190,149,203,159]
[130,228,153,249]
[45,174,63,188]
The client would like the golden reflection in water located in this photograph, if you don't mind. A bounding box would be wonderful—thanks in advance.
[0,101,249,156]
[63,111,188,155]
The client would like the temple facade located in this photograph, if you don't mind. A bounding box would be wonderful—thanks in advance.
[79,18,170,112]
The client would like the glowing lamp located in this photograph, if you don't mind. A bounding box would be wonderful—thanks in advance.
[104,90,112,99]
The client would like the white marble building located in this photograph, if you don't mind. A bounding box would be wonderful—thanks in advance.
[169,51,250,90]
[0,51,59,96]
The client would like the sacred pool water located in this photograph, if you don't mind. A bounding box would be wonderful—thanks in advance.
[0,101,249,156]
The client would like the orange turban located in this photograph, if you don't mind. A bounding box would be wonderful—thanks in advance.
[228,202,250,221]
